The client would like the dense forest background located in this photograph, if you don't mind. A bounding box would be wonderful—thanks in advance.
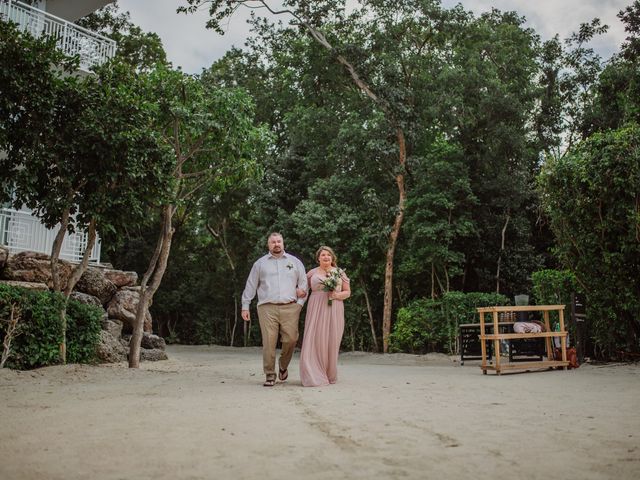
[3,0,639,359]
[108,0,640,357]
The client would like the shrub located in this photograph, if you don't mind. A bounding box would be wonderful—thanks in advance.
[531,269,576,306]
[531,269,578,330]
[390,291,509,354]
[0,284,102,369]
[66,299,103,364]
[538,124,640,357]
[390,298,445,354]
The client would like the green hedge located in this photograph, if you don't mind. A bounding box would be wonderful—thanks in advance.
[531,269,577,326]
[0,284,102,369]
[389,291,509,354]
[65,298,103,364]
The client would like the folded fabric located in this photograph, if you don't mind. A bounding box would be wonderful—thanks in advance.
[513,322,543,333]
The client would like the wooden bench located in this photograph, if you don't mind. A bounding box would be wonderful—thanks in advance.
[476,305,569,374]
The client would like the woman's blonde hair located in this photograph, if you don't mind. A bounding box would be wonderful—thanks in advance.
[315,246,337,267]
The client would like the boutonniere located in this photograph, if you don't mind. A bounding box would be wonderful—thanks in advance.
[286,263,294,270]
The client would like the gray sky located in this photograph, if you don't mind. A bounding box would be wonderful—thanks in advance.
[117,0,633,73]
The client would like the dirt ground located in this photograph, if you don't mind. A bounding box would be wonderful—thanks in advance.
[0,345,638,480]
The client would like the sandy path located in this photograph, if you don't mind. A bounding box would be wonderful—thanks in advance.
[1,345,638,480]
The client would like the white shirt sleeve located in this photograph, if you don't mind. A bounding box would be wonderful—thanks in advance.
[241,260,260,310]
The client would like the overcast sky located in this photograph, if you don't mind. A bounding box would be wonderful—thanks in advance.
[117,0,633,73]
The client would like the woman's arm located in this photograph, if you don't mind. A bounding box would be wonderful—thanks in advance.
[330,275,350,301]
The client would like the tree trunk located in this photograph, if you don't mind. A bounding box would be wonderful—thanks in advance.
[50,209,96,364]
[431,263,436,300]
[129,205,174,368]
[382,128,407,353]
[230,294,238,347]
[64,218,97,298]
[50,207,71,293]
[1,303,21,368]
[495,210,510,294]
[244,319,250,347]
[58,218,97,364]
[361,282,379,353]
[205,221,239,346]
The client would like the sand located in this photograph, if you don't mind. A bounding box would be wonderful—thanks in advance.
[1,345,638,480]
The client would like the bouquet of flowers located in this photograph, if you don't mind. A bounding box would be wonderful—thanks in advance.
[320,269,343,306]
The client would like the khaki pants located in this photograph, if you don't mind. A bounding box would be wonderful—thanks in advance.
[257,302,301,376]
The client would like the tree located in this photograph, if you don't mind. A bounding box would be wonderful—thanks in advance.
[537,4,640,358]
[184,0,452,351]
[0,20,76,187]
[397,139,477,299]
[1,21,171,361]
[127,65,268,367]
[538,124,640,357]
[582,2,640,134]
[1,23,102,361]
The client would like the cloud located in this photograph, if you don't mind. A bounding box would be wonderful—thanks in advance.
[117,0,632,73]
[117,0,256,72]
[442,0,629,58]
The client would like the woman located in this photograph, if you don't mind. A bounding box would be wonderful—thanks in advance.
[299,246,350,387]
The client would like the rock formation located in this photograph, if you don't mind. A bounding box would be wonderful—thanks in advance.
[0,249,166,364]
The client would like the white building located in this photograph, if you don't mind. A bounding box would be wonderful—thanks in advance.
[0,0,116,263]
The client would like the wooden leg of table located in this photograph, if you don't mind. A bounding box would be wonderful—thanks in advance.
[479,312,487,373]
[493,311,501,374]
[559,308,568,370]
[543,311,553,360]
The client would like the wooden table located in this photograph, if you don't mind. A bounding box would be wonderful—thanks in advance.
[476,305,569,374]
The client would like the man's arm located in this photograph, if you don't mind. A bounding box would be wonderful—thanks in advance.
[296,259,308,305]
[241,261,260,321]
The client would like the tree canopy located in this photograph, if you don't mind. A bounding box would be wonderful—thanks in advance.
[3,0,639,359]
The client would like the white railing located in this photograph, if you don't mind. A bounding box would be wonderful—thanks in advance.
[0,207,101,263]
[0,0,116,72]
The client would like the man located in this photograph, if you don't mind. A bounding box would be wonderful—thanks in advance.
[241,232,307,387]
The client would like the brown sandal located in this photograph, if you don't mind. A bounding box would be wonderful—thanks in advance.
[263,375,276,387]
[278,368,288,382]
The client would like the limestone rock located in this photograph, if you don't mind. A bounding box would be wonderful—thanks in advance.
[0,245,8,269]
[75,267,116,305]
[141,333,166,350]
[3,251,72,289]
[69,291,103,308]
[0,279,49,291]
[118,336,166,361]
[103,269,138,288]
[96,330,127,363]
[106,289,152,333]
[102,319,123,339]
[140,348,168,362]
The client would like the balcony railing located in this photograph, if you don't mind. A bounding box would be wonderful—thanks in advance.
[0,0,116,72]
[0,207,101,263]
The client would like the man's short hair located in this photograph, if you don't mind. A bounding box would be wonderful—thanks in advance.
[267,232,283,244]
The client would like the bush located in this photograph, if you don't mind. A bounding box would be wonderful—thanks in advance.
[390,291,509,354]
[538,124,640,357]
[531,269,576,306]
[389,298,444,354]
[531,269,577,327]
[66,299,103,364]
[0,284,102,369]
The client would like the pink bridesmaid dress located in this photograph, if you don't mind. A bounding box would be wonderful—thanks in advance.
[299,267,349,387]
